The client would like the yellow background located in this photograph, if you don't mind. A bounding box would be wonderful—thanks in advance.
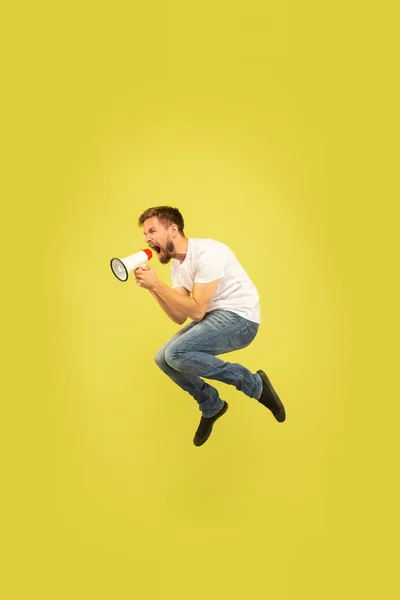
[3,2,399,599]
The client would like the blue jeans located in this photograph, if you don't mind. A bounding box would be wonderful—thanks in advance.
[154,310,263,418]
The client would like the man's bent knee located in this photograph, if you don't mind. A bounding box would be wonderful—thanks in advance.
[164,345,183,370]
[154,348,169,371]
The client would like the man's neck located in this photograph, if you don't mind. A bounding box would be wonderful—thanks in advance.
[174,236,189,264]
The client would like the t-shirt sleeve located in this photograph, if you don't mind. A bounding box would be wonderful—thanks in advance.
[193,251,226,284]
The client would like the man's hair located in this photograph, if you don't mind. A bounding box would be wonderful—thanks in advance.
[137,206,185,234]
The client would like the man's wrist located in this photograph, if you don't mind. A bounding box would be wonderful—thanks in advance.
[152,280,163,293]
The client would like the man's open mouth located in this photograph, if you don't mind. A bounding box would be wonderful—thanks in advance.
[150,244,162,255]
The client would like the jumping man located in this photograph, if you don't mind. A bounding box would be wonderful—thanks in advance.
[134,206,286,446]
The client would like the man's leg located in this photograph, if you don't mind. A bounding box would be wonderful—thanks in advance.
[154,320,225,416]
[163,310,263,418]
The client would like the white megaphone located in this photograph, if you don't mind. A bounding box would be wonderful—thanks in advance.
[110,248,153,282]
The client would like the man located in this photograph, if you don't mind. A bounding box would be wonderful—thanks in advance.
[134,206,286,446]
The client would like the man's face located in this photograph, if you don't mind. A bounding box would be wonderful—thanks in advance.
[143,216,176,265]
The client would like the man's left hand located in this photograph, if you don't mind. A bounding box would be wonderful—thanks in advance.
[134,265,159,290]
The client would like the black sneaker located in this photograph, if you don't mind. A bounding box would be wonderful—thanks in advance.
[257,370,286,422]
[193,401,229,447]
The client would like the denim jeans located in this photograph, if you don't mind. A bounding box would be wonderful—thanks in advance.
[154,310,263,418]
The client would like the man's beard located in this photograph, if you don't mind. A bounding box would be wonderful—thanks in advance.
[159,239,175,264]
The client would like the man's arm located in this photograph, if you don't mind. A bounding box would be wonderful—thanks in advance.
[134,266,219,322]
[149,287,189,325]
[153,279,219,322]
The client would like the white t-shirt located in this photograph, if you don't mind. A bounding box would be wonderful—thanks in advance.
[170,238,261,324]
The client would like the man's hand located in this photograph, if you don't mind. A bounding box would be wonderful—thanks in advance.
[134,265,160,290]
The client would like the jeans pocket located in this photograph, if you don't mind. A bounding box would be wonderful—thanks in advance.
[227,324,258,351]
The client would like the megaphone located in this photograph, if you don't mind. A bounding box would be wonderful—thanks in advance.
[110,248,153,282]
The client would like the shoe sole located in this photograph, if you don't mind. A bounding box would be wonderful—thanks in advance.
[193,401,229,447]
[257,370,286,422]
